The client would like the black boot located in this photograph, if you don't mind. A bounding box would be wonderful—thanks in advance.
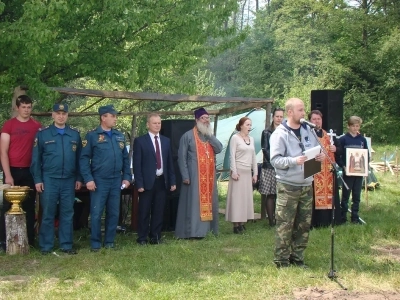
[261,194,267,220]
[266,195,276,227]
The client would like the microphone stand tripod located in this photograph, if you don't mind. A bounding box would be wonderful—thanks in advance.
[309,128,349,289]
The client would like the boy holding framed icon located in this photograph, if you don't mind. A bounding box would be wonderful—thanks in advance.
[338,116,369,224]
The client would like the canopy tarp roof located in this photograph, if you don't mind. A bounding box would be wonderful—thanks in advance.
[215,108,267,180]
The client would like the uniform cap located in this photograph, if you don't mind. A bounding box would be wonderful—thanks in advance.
[53,103,68,112]
[98,105,119,116]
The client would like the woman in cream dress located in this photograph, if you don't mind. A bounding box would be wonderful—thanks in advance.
[225,117,258,234]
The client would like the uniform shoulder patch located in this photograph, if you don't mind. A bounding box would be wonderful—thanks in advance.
[33,137,38,147]
[70,126,80,133]
[82,140,88,147]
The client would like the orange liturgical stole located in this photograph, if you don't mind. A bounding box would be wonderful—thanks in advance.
[314,129,335,210]
[193,128,215,221]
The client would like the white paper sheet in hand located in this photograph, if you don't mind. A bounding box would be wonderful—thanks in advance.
[303,145,321,161]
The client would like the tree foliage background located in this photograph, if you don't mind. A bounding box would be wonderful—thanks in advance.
[0,0,240,134]
[207,0,400,142]
[1,0,399,142]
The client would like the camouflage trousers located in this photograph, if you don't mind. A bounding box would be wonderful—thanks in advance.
[274,182,313,264]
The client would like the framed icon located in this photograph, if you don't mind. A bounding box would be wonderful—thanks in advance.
[345,148,368,177]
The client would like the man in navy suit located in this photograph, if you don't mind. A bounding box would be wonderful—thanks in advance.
[133,113,176,245]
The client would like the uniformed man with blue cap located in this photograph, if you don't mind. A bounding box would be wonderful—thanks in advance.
[80,104,131,251]
[31,103,83,255]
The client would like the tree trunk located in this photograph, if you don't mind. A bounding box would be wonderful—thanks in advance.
[5,213,30,255]
[361,0,369,48]
[240,0,247,31]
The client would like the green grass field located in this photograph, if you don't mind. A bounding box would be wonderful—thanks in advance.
[1,145,399,299]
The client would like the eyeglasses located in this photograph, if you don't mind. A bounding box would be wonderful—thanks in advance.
[200,116,210,120]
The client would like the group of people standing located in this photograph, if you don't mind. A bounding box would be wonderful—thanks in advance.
[0,95,369,268]
[224,108,284,233]
[0,102,224,253]
[224,98,369,269]
[132,107,223,243]
[0,96,131,254]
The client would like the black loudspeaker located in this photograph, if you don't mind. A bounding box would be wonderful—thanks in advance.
[160,120,195,160]
[160,119,194,231]
[311,90,344,135]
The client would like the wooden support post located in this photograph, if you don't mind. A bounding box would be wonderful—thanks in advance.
[129,114,137,171]
[5,213,29,255]
[213,114,219,136]
[265,102,272,129]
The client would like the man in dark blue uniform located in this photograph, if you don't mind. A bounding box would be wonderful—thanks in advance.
[31,103,82,255]
[80,105,131,251]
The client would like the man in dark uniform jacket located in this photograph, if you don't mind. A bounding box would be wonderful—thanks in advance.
[80,105,131,251]
[31,103,82,254]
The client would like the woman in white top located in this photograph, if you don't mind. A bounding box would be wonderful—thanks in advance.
[225,117,258,234]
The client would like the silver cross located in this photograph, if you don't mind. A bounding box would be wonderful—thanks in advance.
[327,129,336,145]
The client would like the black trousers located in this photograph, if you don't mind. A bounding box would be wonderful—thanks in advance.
[136,175,167,243]
[1,167,37,246]
[341,175,363,222]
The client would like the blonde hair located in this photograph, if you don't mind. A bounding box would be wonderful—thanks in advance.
[347,116,362,126]
[285,98,303,113]
[147,113,161,122]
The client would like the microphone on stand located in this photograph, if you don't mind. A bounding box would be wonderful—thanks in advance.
[300,118,317,129]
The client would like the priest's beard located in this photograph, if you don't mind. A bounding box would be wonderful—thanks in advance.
[196,121,213,137]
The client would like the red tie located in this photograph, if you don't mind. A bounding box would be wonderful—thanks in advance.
[155,136,161,169]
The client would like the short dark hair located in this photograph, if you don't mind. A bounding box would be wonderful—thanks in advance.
[16,95,33,107]
[308,110,323,120]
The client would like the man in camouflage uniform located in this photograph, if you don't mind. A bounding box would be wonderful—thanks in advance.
[269,98,325,268]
